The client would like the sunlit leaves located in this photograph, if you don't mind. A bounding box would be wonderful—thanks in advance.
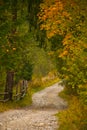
[38,0,71,38]
[38,0,87,93]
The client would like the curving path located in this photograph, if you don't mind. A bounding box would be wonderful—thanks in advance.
[0,82,67,130]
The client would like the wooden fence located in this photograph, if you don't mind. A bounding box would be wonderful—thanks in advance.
[0,92,9,102]
[0,80,28,102]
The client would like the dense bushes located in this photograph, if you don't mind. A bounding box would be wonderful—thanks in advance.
[57,89,87,130]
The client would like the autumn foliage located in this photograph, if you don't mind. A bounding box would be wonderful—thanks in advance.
[38,0,71,38]
[38,0,87,94]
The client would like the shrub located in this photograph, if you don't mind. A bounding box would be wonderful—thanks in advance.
[57,95,87,130]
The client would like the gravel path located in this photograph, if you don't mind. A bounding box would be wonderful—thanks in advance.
[0,82,67,130]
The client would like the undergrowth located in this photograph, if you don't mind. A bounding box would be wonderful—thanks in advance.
[57,87,87,130]
[0,91,32,112]
[30,77,59,93]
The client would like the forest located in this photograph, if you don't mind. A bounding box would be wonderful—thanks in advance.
[0,0,87,130]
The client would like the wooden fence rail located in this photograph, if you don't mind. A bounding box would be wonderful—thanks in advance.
[13,88,27,100]
[0,92,9,102]
[0,80,28,102]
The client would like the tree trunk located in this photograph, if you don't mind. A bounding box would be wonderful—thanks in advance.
[4,0,17,101]
[4,71,14,100]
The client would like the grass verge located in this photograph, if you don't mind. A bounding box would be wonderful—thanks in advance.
[30,77,59,93]
[56,88,87,130]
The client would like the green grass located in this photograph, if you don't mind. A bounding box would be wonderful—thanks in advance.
[56,88,87,130]
[0,90,32,112]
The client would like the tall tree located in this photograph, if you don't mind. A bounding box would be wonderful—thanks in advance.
[4,0,17,100]
[0,0,30,100]
[38,0,87,94]
[27,0,47,49]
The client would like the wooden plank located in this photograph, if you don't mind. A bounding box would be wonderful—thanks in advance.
[0,99,9,102]
[0,92,8,95]
[14,93,21,97]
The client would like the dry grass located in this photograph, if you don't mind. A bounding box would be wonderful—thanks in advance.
[57,88,87,130]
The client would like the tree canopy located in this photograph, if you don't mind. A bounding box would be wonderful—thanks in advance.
[38,0,87,94]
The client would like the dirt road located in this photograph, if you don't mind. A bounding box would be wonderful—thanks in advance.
[0,82,67,130]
